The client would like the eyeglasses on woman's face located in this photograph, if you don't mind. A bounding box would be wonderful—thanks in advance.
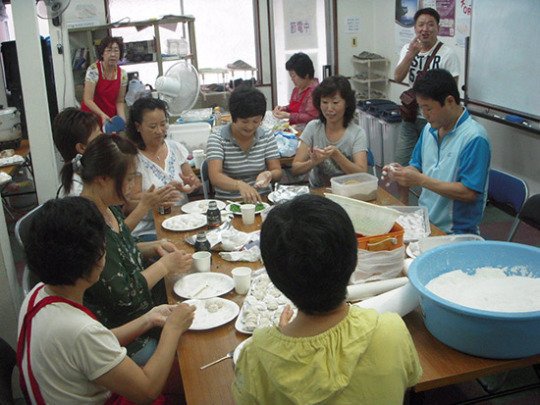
[104,47,120,54]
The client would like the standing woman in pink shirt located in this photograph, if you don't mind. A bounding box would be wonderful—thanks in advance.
[273,53,319,126]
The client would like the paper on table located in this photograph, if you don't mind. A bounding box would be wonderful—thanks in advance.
[219,246,261,262]
[353,283,419,317]
[346,277,409,301]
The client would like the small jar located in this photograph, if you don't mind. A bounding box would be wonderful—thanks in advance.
[194,232,211,252]
[158,205,171,215]
[206,200,222,229]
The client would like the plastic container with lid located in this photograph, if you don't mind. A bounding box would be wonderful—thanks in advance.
[330,172,378,201]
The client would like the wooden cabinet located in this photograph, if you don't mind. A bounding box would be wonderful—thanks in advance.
[68,15,197,102]
[350,57,389,101]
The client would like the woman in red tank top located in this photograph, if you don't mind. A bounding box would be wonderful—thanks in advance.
[273,52,319,125]
[81,37,127,125]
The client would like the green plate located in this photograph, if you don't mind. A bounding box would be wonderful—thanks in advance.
[227,202,268,214]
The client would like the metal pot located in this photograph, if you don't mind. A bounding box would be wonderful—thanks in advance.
[0,107,22,142]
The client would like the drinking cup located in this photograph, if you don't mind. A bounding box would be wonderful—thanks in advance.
[192,149,206,169]
[192,251,211,272]
[232,267,252,294]
[240,204,255,225]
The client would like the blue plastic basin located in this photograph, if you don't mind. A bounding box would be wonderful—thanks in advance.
[408,241,540,359]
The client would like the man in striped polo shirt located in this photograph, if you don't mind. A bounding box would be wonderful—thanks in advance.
[207,86,282,202]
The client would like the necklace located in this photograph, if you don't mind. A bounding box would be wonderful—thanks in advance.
[146,143,166,162]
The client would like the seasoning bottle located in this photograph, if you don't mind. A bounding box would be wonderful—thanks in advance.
[158,204,171,215]
[213,106,222,126]
[194,232,211,252]
[206,200,222,229]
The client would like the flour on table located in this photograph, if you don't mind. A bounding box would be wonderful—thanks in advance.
[426,266,540,312]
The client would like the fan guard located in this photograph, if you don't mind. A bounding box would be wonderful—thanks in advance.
[155,61,200,115]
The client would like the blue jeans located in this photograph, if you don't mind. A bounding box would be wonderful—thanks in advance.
[137,233,157,242]
[394,118,427,166]
[131,337,158,366]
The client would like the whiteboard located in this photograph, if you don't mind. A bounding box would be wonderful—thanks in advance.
[466,0,540,119]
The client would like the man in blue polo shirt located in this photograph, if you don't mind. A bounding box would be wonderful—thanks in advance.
[383,69,491,234]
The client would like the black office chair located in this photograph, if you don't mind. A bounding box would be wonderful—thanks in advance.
[0,337,17,405]
[507,194,540,241]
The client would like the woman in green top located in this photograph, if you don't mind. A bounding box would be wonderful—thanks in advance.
[61,134,192,365]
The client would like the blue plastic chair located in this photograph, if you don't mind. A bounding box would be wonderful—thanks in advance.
[200,159,213,199]
[487,169,528,217]
[367,149,376,176]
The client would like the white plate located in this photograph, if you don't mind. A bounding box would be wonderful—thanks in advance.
[233,337,253,364]
[267,192,277,204]
[174,272,234,299]
[183,298,239,331]
[181,199,227,214]
[225,202,270,215]
[162,213,207,232]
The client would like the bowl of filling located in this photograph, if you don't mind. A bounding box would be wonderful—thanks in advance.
[408,241,540,359]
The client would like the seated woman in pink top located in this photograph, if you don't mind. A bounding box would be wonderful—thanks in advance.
[273,53,319,126]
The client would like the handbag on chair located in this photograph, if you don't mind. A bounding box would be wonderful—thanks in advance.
[399,42,443,122]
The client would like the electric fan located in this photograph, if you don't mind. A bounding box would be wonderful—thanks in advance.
[155,60,200,115]
[36,0,71,26]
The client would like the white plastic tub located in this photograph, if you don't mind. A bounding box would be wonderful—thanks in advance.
[330,172,378,201]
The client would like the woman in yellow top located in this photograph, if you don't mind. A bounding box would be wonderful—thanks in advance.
[233,195,422,404]
[82,36,128,125]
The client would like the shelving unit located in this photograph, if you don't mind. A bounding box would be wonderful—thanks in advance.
[350,57,390,101]
[68,15,197,102]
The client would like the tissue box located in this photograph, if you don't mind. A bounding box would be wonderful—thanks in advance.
[331,173,378,200]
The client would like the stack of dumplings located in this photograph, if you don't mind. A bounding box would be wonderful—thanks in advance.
[239,273,294,332]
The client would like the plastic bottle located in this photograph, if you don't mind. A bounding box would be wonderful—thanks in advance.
[194,232,211,252]
[178,38,189,57]
[206,200,222,229]
[213,106,222,126]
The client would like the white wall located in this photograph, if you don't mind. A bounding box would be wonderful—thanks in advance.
[336,0,540,194]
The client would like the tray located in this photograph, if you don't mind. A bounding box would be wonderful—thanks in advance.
[235,272,294,334]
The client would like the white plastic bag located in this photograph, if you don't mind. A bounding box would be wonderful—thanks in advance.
[274,131,299,157]
[350,246,405,284]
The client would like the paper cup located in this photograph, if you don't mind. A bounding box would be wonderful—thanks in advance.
[241,204,255,225]
[192,149,205,169]
[192,251,211,272]
[232,267,252,295]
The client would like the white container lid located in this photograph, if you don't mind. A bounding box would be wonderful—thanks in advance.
[0,107,18,115]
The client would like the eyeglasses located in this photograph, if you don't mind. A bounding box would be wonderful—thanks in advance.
[104,47,120,54]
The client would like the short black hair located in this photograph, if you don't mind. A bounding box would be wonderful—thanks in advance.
[285,53,315,79]
[126,97,169,150]
[260,194,357,314]
[60,134,138,199]
[25,197,106,286]
[229,86,266,122]
[312,75,356,127]
[414,7,440,25]
[98,36,125,60]
[413,69,460,106]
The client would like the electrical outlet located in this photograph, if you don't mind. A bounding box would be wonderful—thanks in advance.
[352,37,357,47]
